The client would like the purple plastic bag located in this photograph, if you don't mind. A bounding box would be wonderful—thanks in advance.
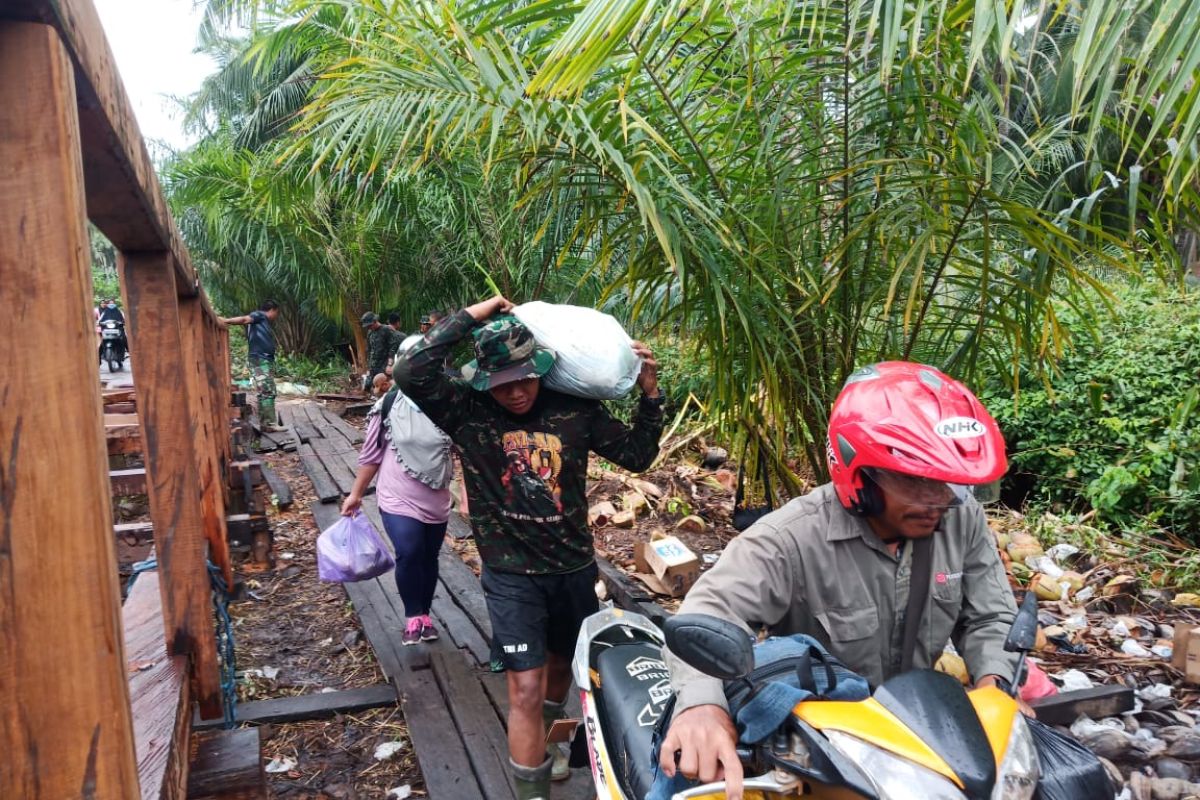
[316,511,395,582]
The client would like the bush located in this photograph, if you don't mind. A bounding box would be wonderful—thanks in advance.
[982,285,1200,534]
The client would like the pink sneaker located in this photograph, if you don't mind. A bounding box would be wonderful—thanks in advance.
[419,615,439,642]
[402,617,422,646]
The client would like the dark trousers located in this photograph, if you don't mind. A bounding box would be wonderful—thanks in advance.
[379,510,447,617]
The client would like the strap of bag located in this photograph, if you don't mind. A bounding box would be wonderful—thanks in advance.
[900,536,934,672]
[376,387,399,449]
[796,645,838,696]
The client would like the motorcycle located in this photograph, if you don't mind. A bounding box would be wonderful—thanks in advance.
[573,591,1061,800]
[99,319,126,372]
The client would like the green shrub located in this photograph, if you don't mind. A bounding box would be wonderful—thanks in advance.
[982,285,1200,534]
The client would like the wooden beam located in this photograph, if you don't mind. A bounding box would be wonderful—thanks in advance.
[192,685,397,731]
[1031,685,1135,726]
[186,728,266,800]
[119,251,223,719]
[110,467,147,496]
[0,21,139,798]
[179,294,232,585]
[0,0,198,294]
[260,464,293,509]
[125,570,192,800]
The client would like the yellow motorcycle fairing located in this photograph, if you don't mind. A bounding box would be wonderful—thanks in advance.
[793,685,1021,789]
[794,698,964,788]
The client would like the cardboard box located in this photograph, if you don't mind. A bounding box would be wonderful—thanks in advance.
[1173,624,1200,684]
[632,536,699,597]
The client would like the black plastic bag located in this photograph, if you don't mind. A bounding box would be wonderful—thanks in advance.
[1027,717,1113,800]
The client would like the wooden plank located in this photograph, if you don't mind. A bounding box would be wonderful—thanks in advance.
[316,404,365,445]
[437,544,494,641]
[193,685,396,731]
[111,467,147,495]
[115,521,156,542]
[260,464,293,509]
[308,433,358,496]
[186,728,266,800]
[108,425,142,455]
[180,293,233,584]
[298,443,341,503]
[431,650,518,800]
[1032,685,1135,726]
[104,388,138,404]
[1,0,198,293]
[0,21,139,798]
[125,570,192,800]
[431,587,491,666]
[597,556,669,623]
[105,400,137,414]
[119,250,223,719]
[399,667,488,799]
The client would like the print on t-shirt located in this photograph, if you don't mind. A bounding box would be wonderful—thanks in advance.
[500,431,564,522]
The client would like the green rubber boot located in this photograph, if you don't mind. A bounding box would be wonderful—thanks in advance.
[543,699,570,781]
[259,397,278,428]
[511,755,553,800]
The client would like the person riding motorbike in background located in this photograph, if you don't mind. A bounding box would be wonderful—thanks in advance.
[660,361,1027,800]
[97,299,127,363]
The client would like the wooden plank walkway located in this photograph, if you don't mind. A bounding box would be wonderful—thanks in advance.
[299,401,595,800]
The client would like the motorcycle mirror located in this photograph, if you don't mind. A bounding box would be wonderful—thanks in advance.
[663,614,755,681]
[1003,590,1039,653]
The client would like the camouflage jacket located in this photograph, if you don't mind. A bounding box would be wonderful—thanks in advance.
[366,326,400,377]
[395,309,665,574]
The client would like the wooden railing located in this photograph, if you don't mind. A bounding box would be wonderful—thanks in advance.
[1,2,237,797]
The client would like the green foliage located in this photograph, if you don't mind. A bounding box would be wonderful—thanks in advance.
[273,352,348,393]
[90,225,119,304]
[176,0,1200,491]
[983,285,1200,534]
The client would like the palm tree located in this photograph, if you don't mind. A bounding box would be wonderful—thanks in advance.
[174,0,1200,481]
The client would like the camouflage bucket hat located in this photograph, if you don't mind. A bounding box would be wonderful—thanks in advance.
[461,314,556,391]
[360,311,379,327]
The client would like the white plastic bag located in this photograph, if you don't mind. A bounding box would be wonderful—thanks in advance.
[316,511,395,582]
[512,302,642,400]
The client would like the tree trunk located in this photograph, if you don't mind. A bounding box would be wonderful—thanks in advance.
[346,306,367,372]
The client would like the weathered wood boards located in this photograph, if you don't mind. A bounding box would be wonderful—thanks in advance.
[2,0,198,291]
[186,728,266,800]
[120,251,223,719]
[125,570,192,800]
[0,20,139,799]
[192,684,396,731]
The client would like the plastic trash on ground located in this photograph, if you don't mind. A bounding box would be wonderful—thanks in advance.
[1122,639,1153,657]
[316,511,395,582]
[1029,717,1113,800]
[1021,660,1059,702]
[512,302,642,399]
[1045,543,1081,564]
[1056,669,1095,692]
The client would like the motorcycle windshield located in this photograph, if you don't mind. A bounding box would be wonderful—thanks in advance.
[873,670,997,798]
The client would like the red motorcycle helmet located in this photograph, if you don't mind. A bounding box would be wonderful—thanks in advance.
[827,362,1007,515]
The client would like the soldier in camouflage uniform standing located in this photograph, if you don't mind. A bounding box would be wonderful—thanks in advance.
[220,299,282,429]
[361,311,400,391]
[395,295,664,800]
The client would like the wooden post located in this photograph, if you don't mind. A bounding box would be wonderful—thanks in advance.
[0,21,139,798]
[178,294,232,585]
[118,251,223,719]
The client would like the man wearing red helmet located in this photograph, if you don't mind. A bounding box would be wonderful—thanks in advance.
[659,362,1023,799]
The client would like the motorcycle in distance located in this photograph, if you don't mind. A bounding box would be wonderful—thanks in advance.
[99,319,126,372]
[573,590,1077,800]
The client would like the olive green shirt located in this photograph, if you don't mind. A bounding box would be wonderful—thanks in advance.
[667,483,1019,713]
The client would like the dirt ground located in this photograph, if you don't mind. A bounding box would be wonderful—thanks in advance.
[229,447,423,799]
[239,396,1200,798]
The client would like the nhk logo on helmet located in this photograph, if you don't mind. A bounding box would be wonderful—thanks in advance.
[934,416,985,439]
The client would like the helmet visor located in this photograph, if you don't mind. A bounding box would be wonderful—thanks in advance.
[865,468,970,510]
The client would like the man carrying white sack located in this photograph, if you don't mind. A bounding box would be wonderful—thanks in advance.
[394,295,665,800]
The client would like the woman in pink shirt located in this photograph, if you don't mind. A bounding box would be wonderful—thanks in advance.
[342,352,453,646]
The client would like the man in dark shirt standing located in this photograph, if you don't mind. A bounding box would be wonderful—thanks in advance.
[396,295,664,799]
[220,300,281,429]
